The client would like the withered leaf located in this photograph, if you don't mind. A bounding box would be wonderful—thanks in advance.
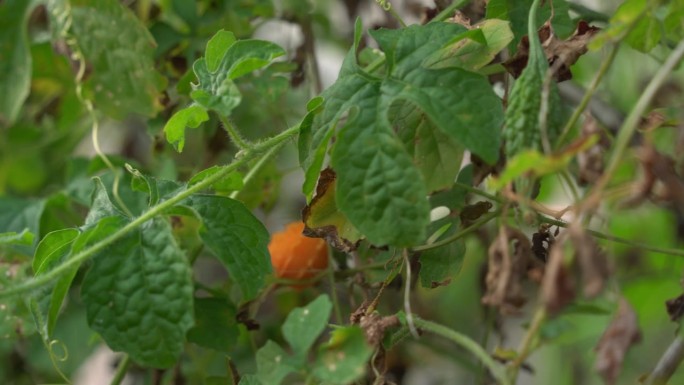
[666,293,684,322]
[577,115,609,186]
[504,20,601,82]
[482,227,532,314]
[571,225,610,298]
[541,232,576,315]
[541,223,610,315]
[302,168,362,252]
[594,298,641,385]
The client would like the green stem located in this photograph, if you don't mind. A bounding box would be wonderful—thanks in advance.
[219,115,251,150]
[410,316,510,385]
[453,181,502,203]
[230,142,281,200]
[0,124,301,299]
[431,0,471,23]
[508,308,546,381]
[556,43,620,147]
[110,355,130,385]
[327,255,344,325]
[411,210,501,252]
[539,216,684,257]
[597,39,684,193]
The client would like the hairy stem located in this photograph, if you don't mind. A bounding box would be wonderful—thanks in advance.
[220,115,251,150]
[0,124,300,299]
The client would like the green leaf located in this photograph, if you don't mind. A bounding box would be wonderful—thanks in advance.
[0,197,46,255]
[665,0,684,41]
[188,166,244,194]
[392,100,464,193]
[485,0,574,47]
[303,168,363,251]
[0,229,34,247]
[56,0,163,118]
[301,21,503,247]
[255,340,298,384]
[0,0,33,126]
[283,294,332,357]
[163,105,210,152]
[187,297,238,353]
[191,39,284,116]
[419,240,466,288]
[205,30,237,72]
[423,19,514,71]
[81,217,194,368]
[85,178,125,225]
[312,326,373,385]
[29,228,79,339]
[589,0,668,51]
[238,375,262,385]
[188,195,271,301]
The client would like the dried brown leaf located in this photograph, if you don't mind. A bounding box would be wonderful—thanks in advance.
[577,115,609,185]
[570,225,610,298]
[540,232,576,314]
[666,294,684,322]
[482,227,532,314]
[504,20,601,82]
[594,298,641,385]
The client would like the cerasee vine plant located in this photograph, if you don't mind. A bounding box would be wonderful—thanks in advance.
[1,0,684,384]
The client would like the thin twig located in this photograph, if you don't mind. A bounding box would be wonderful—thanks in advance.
[410,316,511,385]
[556,43,620,147]
[586,39,684,208]
[412,210,501,252]
[431,0,471,23]
[110,355,130,385]
[508,308,547,381]
[539,216,684,257]
[645,335,684,385]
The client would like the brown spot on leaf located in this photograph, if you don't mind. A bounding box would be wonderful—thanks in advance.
[482,227,532,314]
[504,20,601,82]
[594,298,641,385]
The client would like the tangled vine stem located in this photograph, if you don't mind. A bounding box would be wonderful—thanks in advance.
[0,124,301,299]
[410,316,511,385]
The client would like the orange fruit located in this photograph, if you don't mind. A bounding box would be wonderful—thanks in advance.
[268,221,329,282]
